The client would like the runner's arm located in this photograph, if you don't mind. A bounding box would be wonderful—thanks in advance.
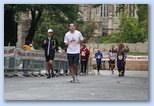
[64,34,69,45]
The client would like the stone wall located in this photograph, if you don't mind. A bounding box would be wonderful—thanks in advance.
[126,61,148,71]
[87,42,148,53]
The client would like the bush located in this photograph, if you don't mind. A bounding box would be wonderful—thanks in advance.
[78,22,96,41]
[33,34,46,49]
[100,15,148,43]
[120,14,147,43]
[100,33,124,43]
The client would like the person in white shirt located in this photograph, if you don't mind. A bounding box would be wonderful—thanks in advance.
[108,49,116,74]
[64,23,84,83]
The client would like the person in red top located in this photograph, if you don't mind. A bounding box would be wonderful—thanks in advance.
[80,43,90,75]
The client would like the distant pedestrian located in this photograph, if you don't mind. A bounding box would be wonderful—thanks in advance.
[111,45,117,53]
[123,45,130,74]
[42,29,58,79]
[95,49,103,75]
[108,49,116,74]
[102,49,106,70]
[117,43,126,77]
[64,23,84,83]
[80,43,90,75]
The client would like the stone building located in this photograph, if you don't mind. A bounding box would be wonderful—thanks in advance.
[79,4,138,36]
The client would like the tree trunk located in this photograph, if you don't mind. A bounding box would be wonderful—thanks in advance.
[4,8,17,46]
[25,9,42,44]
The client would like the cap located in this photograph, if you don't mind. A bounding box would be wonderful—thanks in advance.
[48,29,53,33]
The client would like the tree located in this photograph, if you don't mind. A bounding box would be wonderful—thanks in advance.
[100,4,148,43]
[137,4,148,41]
[4,4,80,44]
[119,4,148,43]
[120,16,142,43]
[32,5,81,49]
[78,22,96,42]
[4,5,17,46]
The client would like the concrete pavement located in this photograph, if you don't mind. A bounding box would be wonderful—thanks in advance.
[4,70,149,101]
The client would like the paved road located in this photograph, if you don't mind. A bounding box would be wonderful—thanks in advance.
[4,70,149,101]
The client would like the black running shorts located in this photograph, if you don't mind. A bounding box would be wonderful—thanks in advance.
[67,53,79,65]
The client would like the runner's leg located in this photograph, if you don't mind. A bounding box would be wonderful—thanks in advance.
[84,61,87,74]
[47,61,51,78]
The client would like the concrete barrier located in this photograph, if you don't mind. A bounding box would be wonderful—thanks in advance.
[87,42,148,53]
[90,55,148,71]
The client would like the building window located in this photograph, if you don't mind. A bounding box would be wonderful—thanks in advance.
[116,4,120,16]
[104,5,108,17]
[96,8,97,15]
[129,5,131,16]
[107,5,109,16]
[132,5,135,17]
[104,5,105,17]
[101,5,103,16]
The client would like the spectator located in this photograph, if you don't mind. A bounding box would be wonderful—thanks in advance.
[80,43,90,75]
[22,41,34,51]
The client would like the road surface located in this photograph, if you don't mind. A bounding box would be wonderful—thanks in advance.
[4,70,149,101]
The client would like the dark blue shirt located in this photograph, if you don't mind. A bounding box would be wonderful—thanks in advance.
[95,52,103,63]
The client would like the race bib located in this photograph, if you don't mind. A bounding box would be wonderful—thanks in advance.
[68,40,77,50]
[111,56,115,60]
[81,51,86,56]
[118,55,123,60]
[97,55,101,59]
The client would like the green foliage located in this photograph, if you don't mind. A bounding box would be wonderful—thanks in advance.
[32,5,81,49]
[100,4,148,43]
[120,4,148,43]
[78,22,96,41]
[33,7,95,49]
[5,4,81,49]
[137,4,148,23]
[99,33,123,43]
[34,22,68,49]
[137,4,148,41]
[33,34,46,49]
[121,17,138,43]
[120,13,147,43]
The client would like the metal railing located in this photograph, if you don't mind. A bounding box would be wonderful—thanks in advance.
[4,47,69,77]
